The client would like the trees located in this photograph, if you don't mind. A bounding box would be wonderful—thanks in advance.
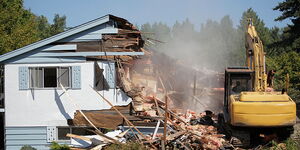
[266,52,300,101]
[0,0,66,54]
[36,15,51,39]
[138,7,299,101]
[238,8,278,56]
[0,0,39,54]
[36,14,66,39]
[274,0,300,52]
[140,16,244,71]
[268,0,300,101]
[50,14,66,35]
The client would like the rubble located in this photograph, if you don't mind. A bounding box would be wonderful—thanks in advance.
[68,100,229,149]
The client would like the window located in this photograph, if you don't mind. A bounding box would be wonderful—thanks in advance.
[44,68,57,87]
[29,67,71,88]
[57,127,94,140]
[230,78,252,94]
[57,127,70,140]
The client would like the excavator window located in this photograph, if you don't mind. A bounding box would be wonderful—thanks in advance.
[230,77,252,94]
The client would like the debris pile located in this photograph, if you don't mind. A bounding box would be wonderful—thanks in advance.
[68,107,229,150]
[136,110,228,150]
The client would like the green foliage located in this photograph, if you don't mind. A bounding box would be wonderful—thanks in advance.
[140,8,288,71]
[20,145,37,150]
[50,14,66,35]
[35,14,66,39]
[104,142,146,150]
[239,8,270,45]
[140,16,244,71]
[36,15,51,39]
[267,27,286,56]
[0,0,39,54]
[266,51,300,102]
[274,0,300,52]
[284,138,300,150]
[265,0,300,102]
[238,8,283,56]
[0,0,66,55]
[266,138,300,150]
[140,7,300,103]
[198,16,245,69]
[50,142,70,150]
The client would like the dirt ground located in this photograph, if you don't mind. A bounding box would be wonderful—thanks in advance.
[291,122,300,141]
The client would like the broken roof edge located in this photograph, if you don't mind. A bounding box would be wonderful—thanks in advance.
[0,14,133,64]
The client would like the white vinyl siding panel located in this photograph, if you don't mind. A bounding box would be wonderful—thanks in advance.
[5,127,49,150]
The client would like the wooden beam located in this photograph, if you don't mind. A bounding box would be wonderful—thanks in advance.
[163,95,168,147]
[89,85,145,138]
[66,133,92,142]
[90,85,158,149]
[59,84,119,144]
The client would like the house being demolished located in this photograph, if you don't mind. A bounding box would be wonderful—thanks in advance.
[0,15,226,149]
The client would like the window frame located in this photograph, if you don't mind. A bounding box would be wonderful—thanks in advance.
[29,66,71,89]
[229,76,252,94]
[56,126,95,141]
[56,67,72,88]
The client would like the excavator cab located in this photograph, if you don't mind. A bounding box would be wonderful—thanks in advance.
[224,67,254,115]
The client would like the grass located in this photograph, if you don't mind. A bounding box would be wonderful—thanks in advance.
[263,138,300,150]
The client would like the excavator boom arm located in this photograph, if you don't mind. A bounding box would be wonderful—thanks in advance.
[245,19,267,92]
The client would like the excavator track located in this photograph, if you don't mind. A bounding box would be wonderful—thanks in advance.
[217,113,294,148]
[217,114,251,148]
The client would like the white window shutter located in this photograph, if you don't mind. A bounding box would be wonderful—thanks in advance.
[19,67,29,90]
[72,66,81,89]
[106,62,115,89]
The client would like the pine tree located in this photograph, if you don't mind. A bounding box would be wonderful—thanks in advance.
[36,15,51,39]
[274,0,300,52]
[239,8,271,49]
[50,14,66,35]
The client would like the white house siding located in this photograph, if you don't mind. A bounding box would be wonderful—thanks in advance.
[5,127,49,150]
[5,61,131,127]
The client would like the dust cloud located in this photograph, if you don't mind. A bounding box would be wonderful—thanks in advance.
[139,17,245,113]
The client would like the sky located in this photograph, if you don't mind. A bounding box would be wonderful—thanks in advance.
[24,0,289,29]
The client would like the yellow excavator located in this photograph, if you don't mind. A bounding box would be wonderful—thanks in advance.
[218,19,296,147]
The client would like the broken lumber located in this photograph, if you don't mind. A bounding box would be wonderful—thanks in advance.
[90,85,145,138]
[90,85,158,149]
[60,83,119,144]
[67,133,92,142]
[163,95,168,146]
[166,131,186,141]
